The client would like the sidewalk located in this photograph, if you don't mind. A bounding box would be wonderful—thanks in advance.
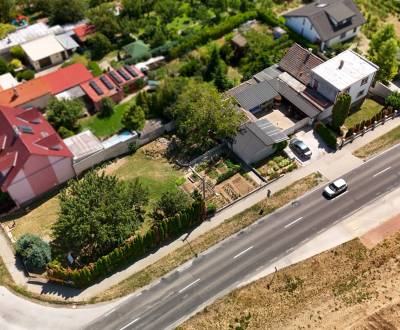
[1,116,399,302]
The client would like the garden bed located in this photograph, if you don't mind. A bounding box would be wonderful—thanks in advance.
[255,153,297,180]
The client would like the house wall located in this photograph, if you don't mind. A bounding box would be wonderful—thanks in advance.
[19,93,52,110]
[325,26,361,49]
[49,156,75,183]
[30,52,66,71]
[285,17,320,43]
[317,104,334,121]
[231,126,275,164]
[313,78,339,102]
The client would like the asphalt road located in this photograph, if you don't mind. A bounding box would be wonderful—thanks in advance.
[86,144,400,330]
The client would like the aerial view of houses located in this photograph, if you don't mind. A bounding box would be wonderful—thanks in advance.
[1,1,400,329]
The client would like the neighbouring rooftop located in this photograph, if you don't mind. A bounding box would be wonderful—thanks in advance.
[21,34,65,61]
[311,50,379,90]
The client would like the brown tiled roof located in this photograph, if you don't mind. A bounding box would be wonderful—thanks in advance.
[279,43,324,85]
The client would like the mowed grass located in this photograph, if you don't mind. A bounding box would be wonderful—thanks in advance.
[107,149,184,203]
[91,172,323,303]
[344,99,383,128]
[80,100,134,138]
[353,124,400,159]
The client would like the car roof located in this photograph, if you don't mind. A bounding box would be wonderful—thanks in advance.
[293,139,308,148]
[333,178,346,187]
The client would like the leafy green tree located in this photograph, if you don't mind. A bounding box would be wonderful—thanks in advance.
[0,57,8,74]
[52,172,149,263]
[386,91,400,109]
[204,45,221,82]
[153,190,191,221]
[122,104,146,131]
[49,0,86,24]
[10,45,24,60]
[99,97,115,117]
[179,58,204,77]
[16,234,51,272]
[170,80,245,150]
[0,23,15,39]
[122,0,143,18]
[0,0,15,23]
[371,38,398,83]
[87,3,121,41]
[213,60,233,92]
[331,93,351,130]
[46,99,83,133]
[368,24,396,59]
[86,32,113,60]
[136,91,149,113]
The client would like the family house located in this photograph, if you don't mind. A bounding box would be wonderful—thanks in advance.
[283,0,365,50]
[0,63,93,109]
[0,106,75,206]
[228,43,378,164]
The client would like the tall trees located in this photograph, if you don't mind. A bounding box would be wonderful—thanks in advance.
[86,32,113,60]
[49,0,86,25]
[331,93,351,130]
[153,190,191,221]
[16,234,51,272]
[0,0,15,23]
[122,104,146,131]
[368,24,399,83]
[170,80,244,150]
[52,172,148,263]
[46,99,83,136]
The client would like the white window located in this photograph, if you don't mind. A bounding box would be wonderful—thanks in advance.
[357,90,365,98]
[340,31,347,39]
[353,27,357,33]
[361,77,369,86]
[303,18,306,25]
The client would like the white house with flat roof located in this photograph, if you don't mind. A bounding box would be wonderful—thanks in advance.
[21,34,78,71]
[310,50,378,110]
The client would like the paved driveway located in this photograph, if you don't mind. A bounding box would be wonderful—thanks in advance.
[289,127,330,165]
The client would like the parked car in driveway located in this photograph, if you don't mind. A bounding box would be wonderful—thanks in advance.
[290,138,312,159]
[323,179,348,199]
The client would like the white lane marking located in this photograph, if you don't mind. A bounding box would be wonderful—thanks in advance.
[104,308,116,317]
[284,217,304,229]
[233,246,254,259]
[178,278,200,293]
[373,166,391,178]
[119,318,140,330]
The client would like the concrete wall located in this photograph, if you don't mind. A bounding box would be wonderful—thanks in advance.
[231,126,275,164]
[283,117,310,136]
[370,81,397,99]
[285,17,320,43]
[30,52,66,71]
[317,104,334,121]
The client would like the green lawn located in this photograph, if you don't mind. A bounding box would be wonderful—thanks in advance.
[80,101,133,138]
[109,149,184,203]
[344,99,383,128]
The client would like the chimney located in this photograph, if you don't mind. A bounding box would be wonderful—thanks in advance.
[339,60,344,70]
[11,87,19,101]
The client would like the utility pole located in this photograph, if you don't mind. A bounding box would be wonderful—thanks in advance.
[267,266,278,290]
[190,166,206,200]
[183,233,198,258]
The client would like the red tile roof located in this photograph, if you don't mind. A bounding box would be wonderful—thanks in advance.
[0,106,72,190]
[41,63,93,95]
[0,63,93,108]
[73,24,96,42]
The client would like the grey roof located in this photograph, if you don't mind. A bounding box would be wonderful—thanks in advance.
[226,78,258,98]
[269,78,321,118]
[284,0,366,42]
[55,33,79,50]
[231,33,247,48]
[253,64,282,82]
[234,80,279,111]
[247,119,288,146]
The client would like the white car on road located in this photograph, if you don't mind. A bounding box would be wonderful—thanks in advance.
[323,178,348,198]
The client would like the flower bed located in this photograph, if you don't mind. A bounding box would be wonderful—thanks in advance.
[256,153,297,180]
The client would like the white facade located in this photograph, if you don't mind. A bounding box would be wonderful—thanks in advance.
[323,26,361,49]
[310,50,378,105]
[285,17,320,43]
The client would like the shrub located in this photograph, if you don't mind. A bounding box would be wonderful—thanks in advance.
[314,121,337,150]
[16,69,35,81]
[88,61,103,77]
[0,58,8,74]
[386,91,400,110]
[99,97,115,117]
[207,203,217,215]
[16,234,51,273]
[9,58,22,70]
[10,46,25,60]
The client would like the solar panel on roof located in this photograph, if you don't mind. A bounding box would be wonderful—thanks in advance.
[117,68,131,81]
[100,76,114,90]
[124,65,138,78]
[109,71,123,84]
[89,81,104,96]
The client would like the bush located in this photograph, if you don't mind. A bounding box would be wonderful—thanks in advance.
[207,203,217,215]
[99,97,115,117]
[10,46,25,60]
[0,58,8,74]
[16,234,51,273]
[314,121,337,150]
[386,91,400,110]
[86,32,113,60]
[88,61,103,77]
[9,59,22,70]
[16,69,35,81]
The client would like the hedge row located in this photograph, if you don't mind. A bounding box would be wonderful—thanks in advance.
[168,11,258,58]
[314,121,337,150]
[47,200,206,288]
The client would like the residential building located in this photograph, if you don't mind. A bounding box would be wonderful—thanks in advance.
[0,106,75,206]
[283,0,365,50]
[0,73,19,91]
[310,49,378,108]
[0,63,93,109]
[21,34,79,71]
[73,24,96,43]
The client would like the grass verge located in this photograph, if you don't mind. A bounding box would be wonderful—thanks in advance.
[353,125,400,159]
[90,172,323,303]
[344,99,383,129]
[179,231,400,330]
